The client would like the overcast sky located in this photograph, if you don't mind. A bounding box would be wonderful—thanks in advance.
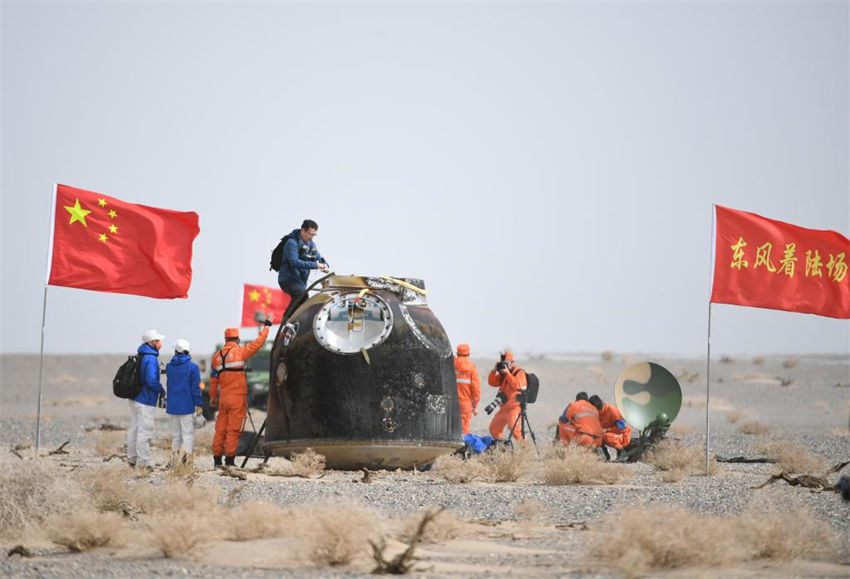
[2,1,848,358]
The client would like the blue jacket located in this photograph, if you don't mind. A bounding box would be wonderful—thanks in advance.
[277,229,325,288]
[165,354,202,416]
[134,343,164,407]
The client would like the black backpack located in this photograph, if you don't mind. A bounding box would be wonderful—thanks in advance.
[269,232,297,272]
[113,353,151,399]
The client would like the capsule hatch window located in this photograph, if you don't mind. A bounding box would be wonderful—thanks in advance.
[313,292,394,353]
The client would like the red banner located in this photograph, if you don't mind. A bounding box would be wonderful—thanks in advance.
[241,284,289,327]
[48,184,200,299]
[710,205,850,318]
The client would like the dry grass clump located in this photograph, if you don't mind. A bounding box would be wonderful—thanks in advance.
[667,423,696,436]
[45,510,126,552]
[513,499,549,523]
[147,511,224,558]
[290,448,326,477]
[94,430,125,456]
[725,410,744,424]
[293,501,382,566]
[752,356,765,365]
[433,454,489,483]
[75,466,138,513]
[644,439,717,482]
[738,420,770,435]
[587,499,838,576]
[751,439,827,474]
[541,444,632,485]
[225,500,287,541]
[396,507,465,544]
[600,350,615,361]
[781,358,798,369]
[0,456,86,538]
[479,444,535,482]
[193,430,213,456]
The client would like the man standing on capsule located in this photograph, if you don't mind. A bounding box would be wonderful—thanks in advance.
[277,219,329,320]
[210,313,274,467]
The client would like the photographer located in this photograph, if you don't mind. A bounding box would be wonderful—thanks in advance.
[486,350,527,441]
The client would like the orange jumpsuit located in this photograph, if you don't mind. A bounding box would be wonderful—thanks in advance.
[210,327,269,457]
[488,367,527,440]
[454,354,480,435]
[598,402,632,450]
[558,400,603,447]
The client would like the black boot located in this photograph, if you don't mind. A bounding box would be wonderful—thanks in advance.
[224,456,235,467]
[213,455,223,468]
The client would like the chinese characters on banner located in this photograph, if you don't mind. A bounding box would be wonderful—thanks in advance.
[710,205,850,319]
[48,184,200,299]
[241,283,290,327]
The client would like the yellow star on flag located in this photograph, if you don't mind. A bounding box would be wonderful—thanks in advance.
[65,199,92,227]
[99,233,108,242]
[98,198,107,207]
[109,224,118,234]
[108,209,117,219]
[249,290,260,302]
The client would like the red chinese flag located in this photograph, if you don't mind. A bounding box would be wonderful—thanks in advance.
[711,205,850,318]
[241,283,290,327]
[47,184,200,299]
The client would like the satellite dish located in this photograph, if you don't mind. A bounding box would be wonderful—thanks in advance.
[613,362,682,431]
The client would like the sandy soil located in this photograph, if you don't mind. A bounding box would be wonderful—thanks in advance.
[0,352,848,577]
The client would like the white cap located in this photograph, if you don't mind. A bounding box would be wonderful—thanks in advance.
[174,339,191,354]
[142,329,165,343]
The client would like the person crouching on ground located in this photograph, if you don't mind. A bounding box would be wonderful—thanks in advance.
[210,313,274,468]
[487,350,527,441]
[128,329,165,471]
[589,394,632,457]
[557,392,603,447]
[165,339,202,466]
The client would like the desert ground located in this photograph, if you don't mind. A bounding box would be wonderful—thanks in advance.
[1,352,848,578]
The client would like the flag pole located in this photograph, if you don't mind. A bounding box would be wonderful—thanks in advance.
[36,286,49,455]
[705,204,716,475]
[37,183,59,456]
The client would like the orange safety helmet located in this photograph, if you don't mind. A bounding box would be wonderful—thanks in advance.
[456,343,470,356]
[224,328,240,339]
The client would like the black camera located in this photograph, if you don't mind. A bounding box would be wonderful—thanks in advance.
[484,392,508,415]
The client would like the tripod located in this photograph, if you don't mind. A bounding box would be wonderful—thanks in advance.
[507,401,540,457]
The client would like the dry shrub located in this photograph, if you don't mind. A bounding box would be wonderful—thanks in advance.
[587,499,838,576]
[725,410,744,424]
[667,423,696,436]
[225,500,287,541]
[433,454,489,483]
[75,466,138,513]
[752,356,765,365]
[644,439,717,480]
[165,452,195,478]
[0,456,86,538]
[781,358,798,369]
[751,439,826,474]
[147,511,224,558]
[45,509,126,551]
[294,501,381,566]
[396,507,465,544]
[137,478,221,515]
[541,444,631,485]
[738,420,770,435]
[95,430,125,457]
[513,499,549,522]
[290,448,326,477]
[479,444,535,483]
[600,350,615,361]
[587,504,742,575]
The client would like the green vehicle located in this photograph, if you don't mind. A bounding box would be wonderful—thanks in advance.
[199,341,273,420]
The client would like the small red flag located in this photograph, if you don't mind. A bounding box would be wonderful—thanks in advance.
[710,205,850,319]
[47,184,200,299]
[241,283,290,327]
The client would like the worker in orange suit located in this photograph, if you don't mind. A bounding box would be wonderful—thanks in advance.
[210,313,274,467]
[557,392,603,447]
[589,394,632,452]
[454,344,481,435]
[487,350,527,441]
